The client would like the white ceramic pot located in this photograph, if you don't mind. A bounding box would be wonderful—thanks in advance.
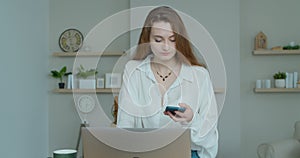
[79,79,96,89]
[275,79,285,88]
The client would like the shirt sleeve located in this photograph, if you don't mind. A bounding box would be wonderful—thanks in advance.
[189,68,219,158]
[116,61,142,128]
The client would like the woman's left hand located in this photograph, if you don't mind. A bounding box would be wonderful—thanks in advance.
[164,103,194,123]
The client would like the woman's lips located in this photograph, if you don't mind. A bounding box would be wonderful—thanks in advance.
[161,52,170,56]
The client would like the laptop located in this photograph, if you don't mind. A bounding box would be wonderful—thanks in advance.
[82,127,191,158]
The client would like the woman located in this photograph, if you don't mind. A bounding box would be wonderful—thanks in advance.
[117,6,218,158]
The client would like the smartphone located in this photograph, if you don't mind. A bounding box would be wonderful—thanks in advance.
[165,106,186,115]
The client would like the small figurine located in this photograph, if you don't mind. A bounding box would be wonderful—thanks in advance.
[271,46,283,51]
[255,31,267,50]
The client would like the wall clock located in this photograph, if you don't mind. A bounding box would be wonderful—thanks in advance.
[77,95,95,113]
[59,28,83,52]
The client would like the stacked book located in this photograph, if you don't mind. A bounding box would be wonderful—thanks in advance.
[285,72,298,88]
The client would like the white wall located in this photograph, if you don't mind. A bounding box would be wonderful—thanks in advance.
[0,0,49,158]
[48,0,129,156]
[240,0,300,158]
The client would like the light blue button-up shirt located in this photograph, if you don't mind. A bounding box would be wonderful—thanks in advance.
[117,55,218,158]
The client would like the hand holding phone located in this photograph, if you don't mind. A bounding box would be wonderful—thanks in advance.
[165,106,186,115]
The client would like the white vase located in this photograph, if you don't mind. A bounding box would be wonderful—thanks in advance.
[79,79,96,89]
[275,79,285,88]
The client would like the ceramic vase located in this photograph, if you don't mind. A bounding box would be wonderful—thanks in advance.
[275,79,285,88]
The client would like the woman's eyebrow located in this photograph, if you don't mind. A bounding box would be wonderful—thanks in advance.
[152,35,163,38]
[152,34,175,38]
[169,35,175,38]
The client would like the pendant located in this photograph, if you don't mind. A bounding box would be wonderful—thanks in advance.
[157,72,171,82]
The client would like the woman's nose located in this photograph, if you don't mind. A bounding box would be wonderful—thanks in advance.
[162,41,170,50]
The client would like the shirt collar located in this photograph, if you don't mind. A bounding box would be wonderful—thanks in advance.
[136,54,194,83]
[136,55,155,81]
[179,63,194,83]
[136,54,153,72]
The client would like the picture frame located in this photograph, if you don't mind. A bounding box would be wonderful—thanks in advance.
[96,78,105,88]
[105,73,122,88]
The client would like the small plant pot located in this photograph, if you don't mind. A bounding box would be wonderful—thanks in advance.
[275,79,285,88]
[58,82,65,89]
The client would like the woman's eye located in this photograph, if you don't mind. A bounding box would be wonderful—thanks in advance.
[170,38,176,42]
[169,36,176,42]
[155,38,162,42]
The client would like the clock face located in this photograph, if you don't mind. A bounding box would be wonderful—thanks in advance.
[78,95,95,113]
[59,28,83,52]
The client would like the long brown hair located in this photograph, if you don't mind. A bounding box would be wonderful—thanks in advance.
[133,6,204,67]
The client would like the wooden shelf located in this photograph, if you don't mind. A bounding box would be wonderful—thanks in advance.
[53,88,225,94]
[214,88,225,94]
[53,88,120,93]
[253,50,300,55]
[53,51,125,57]
[254,88,300,93]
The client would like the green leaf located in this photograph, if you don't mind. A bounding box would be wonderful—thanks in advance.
[60,66,67,74]
[273,71,286,79]
[50,66,69,82]
[80,65,85,71]
[64,72,72,76]
[51,71,60,78]
[76,65,98,79]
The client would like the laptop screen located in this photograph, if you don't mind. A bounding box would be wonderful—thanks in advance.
[82,127,191,158]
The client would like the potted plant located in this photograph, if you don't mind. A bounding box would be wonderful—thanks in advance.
[50,66,72,89]
[76,65,98,89]
[273,71,286,88]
